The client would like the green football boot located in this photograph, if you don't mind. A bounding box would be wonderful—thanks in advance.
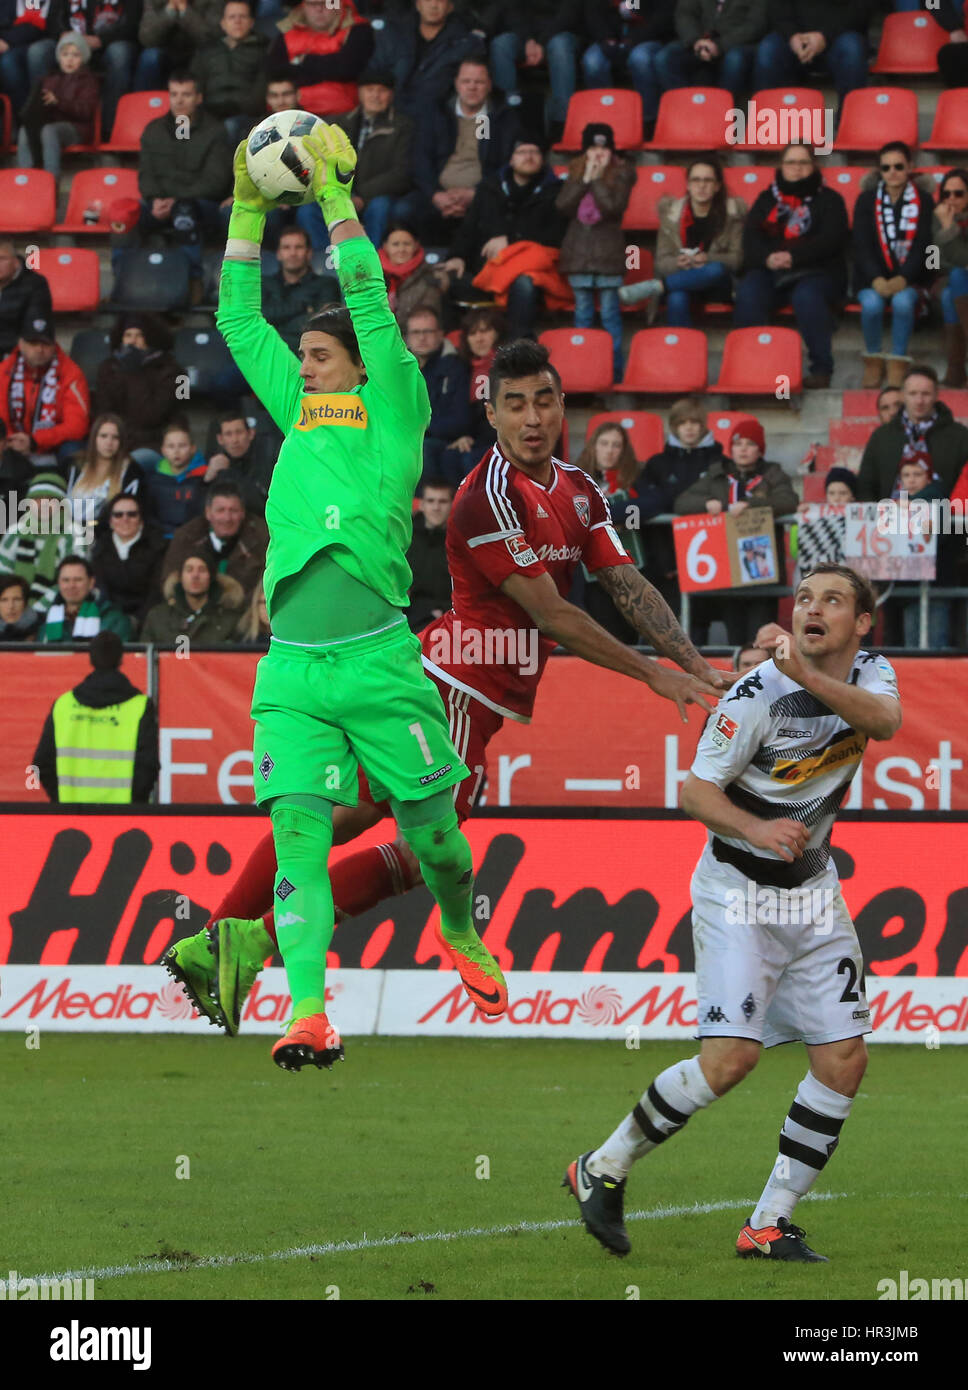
[212,917,274,1037]
[162,928,222,1028]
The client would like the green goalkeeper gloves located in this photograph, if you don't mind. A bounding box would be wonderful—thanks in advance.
[228,139,274,244]
[303,123,358,228]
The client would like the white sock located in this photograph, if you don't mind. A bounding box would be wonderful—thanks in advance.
[588,1056,718,1181]
[750,1070,854,1230]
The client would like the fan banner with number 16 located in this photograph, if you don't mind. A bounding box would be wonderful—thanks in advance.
[843,501,937,581]
[672,507,779,593]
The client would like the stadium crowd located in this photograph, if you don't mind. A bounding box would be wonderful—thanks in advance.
[1,0,968,651]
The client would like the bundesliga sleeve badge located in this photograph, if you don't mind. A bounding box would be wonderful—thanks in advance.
[709,712,738,751]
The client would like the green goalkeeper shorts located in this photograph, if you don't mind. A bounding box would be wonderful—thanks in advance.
[251,618,470,808]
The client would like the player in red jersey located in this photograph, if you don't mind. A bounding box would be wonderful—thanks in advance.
[165,340,732,1030]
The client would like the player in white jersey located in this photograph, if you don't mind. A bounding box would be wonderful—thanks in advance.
[563,563,903,1262]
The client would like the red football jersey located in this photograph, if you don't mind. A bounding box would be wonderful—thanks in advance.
[420,443,633,721]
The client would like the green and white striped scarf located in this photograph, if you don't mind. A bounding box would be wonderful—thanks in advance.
[42,597,102,642]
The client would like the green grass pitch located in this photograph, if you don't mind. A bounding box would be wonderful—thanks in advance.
[3,1033,964,1301]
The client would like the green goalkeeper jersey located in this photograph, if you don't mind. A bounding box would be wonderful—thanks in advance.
[215,236,431,622]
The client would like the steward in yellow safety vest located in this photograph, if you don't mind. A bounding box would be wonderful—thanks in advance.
[34,631,159,803]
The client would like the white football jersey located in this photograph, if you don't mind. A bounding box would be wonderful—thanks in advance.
[691,651,900,881]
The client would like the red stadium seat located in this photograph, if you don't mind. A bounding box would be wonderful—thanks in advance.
[614,328,707,393]
[871,12,947,75]
[828,420,875,448]
[840,390,879,419]
[645,88,734,152]
[103,91,169,151]
[36,248,100,312]
[722,165,776,207]
[820,167,870,225]
[923,89,968,150]
[53,167,140,233]
[538,328,614,392]
[555,89,644,151]
[64,104,102,153]
[706,411,760,450]
[732,88,826,152]
[711,326,802,394]
[622,165,687,231]
[0,169,55,233]
[619,248,656,314]
[585,410,665,461]
[802,469,831,502]
[833,88,918,153]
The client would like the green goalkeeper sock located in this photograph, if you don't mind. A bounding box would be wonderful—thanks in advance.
[269,795,336,1019]
[392,793,475,946]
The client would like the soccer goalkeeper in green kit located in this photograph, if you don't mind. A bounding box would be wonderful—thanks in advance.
[214,125,507,1072]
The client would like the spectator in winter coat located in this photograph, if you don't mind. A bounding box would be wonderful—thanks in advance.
[39,552,131,641]
[853,144,936,389]
[856,364,968,503]
[160,478,267,607]
[752,0,873,108]
[442,304,504,484]
[33,630,159,802]
[443,135,566,339]
[191,0,267,144]
[0,240,53,359]
[933,167,968,388]
[376,0,485,120]
[405,476,454,631]
[203,411,276,515]
[139,549,245,645]
[413,59,519,243]
[0,0,58,114]
[142,420,207,537]
[734,142,848,389]
[485,0,583,136]
[52,0,142,137]
[90,492,166,627]
[921,0,967,89]
[0,571,41,640]
[137,72,233,279]
[581,0,677,139]
[655,0,767,102]
[18,32,99,180]
[621,154,745,325]
[379,222,449,330]
[405,304,471,481]
[235,574,269,647]
[95,313,186,458]
[65,413,144,555]
[136,0,220,88]
[574,421,643,641]
[0,467,70,612]
[325,68,419,248]
[555,122,635,381]
[0,319,90,471]
[261,227,340,352]
[266,0,373,118]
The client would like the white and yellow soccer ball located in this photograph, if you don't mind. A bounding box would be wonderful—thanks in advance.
[244,109,325,206]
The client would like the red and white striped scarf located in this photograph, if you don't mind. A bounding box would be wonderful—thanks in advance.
[728,470,763,505]
[8,350,60,434]
[875,179,922,271]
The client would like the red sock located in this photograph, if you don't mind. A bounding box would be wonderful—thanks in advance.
[205,830,277,933]
[330,843,419,919]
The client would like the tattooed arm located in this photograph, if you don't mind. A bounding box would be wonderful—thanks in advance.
[595,564,733,688]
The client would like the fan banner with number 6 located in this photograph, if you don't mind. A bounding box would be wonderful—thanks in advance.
[842,501,937,581]
[672,507,779,593]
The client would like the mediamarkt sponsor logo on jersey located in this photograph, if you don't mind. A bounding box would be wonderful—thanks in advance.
[536,542,583,563]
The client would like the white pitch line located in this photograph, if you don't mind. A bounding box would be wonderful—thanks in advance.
[29,1192,845,1287]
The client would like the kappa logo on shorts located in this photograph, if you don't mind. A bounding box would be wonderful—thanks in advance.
[419,763,453,786]
[259,753,274,781]
[704,1005,729,1023]
[275,877,296,900]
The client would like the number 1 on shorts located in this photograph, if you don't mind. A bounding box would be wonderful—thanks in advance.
[409,721,434,765]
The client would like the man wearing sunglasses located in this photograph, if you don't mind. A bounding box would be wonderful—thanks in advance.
[934,168,968,387]
[853,142,936,390]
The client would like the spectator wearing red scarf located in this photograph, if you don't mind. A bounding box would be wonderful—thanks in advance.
[734,142,848,389]
[266,0,373,118]
[0,318,90,471]
[853,142,936,391]
[377,222,447,329]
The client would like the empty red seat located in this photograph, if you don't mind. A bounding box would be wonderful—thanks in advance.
[537,328,613,393]
[0,169,56,232]
[36,248,100,312]
[711,326,802,394]
[645,88,734,152]
[732,88,826,152]
[614,328,707,393]
[53,167,140,233]
[871,12,947,75]
[706,410,760,449]
[585,410,665,462]
[103,91,169,152]
[834,88,918,153]
[923,89,968,150]
[622,165,687,231]
[723,165,776,207]
[555,89,643,151]
[802,469,831,502]
[821,167,871,225]
[828,420,875,449]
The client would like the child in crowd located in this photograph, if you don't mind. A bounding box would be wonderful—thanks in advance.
[18,33,100,180]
